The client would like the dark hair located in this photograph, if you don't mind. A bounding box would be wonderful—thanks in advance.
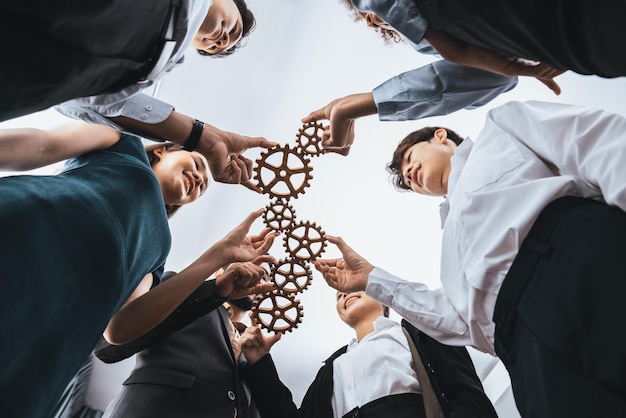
[145,142,186,218]
[387,127,464,192]
[196,0,256,58]
[340,0,402,43]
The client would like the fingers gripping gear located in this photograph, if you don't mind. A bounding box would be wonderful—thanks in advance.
[251,291,304,334]
[296,121,326,157]
[271,258,313,294]
[253,145,313,199]
[284,221,327,261]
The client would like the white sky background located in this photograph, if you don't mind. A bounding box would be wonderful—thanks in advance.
[1,0,626,414]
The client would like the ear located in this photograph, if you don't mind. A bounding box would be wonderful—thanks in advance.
[152,145,167,161]
[433,128,448,143]
[364,13,387,29]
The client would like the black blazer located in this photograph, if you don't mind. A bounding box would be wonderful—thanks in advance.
[95,278,260,418]
[241,320,497,418]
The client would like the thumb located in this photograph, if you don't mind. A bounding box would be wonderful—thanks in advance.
[302,108,326,123]
[268,332,282,346]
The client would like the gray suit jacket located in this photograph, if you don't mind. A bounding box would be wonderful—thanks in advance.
[96,278,260,418]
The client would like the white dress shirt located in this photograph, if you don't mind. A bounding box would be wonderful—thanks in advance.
[56,0,212,130]
[367,101,626,354]
[331,317,420,418]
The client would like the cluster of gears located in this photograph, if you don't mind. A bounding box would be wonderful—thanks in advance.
[249,122,328,334]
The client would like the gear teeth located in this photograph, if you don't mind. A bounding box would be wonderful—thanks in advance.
[253,144,313,200]
[283,221,327,261]
[296,121,326,157]
[270,258,313,294]
[263,198,297,232]
[250,291,304,334]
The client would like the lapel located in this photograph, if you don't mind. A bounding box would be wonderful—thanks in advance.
[217,305,237,363]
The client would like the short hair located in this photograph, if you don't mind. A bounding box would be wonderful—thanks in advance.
[196,0,256,58]
[339,0,402,43]
[145,141,186,218]
[386,127,464,192]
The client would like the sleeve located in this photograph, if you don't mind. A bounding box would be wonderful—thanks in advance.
[404,321,498,418]
[490,101,626,211]
[240,354,303,418]
[55,92,174,131]
[373,61,517,121]
[93,279,227,363]
[366,267,471,344]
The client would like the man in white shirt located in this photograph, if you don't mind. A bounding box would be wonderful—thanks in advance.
[3,0,271,191]
[314,100,626,417]
[239,291,497,418]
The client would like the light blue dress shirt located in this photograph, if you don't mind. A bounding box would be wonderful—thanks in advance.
[353,0,518,121]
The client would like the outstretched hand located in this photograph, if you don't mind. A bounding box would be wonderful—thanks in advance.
[214,209,280,264]
[302,93,377,156]
[501,59,564,95]
[240,323,282,365]
[313,235,374,292]
[215,257,276,300]
[196,126,277,192]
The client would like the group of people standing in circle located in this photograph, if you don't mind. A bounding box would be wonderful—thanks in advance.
[1,1,625,417]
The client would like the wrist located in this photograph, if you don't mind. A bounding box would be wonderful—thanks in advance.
[182,119,204,151]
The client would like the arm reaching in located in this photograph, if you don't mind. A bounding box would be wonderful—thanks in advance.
[302,93,378,156]
[424,27,563,95]
[0,122,120,171]
[104,209,279,345]
[313,235,374,292]
[111,111,277,192]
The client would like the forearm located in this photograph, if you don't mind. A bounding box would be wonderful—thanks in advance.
[424,28,513,76]
[0,123,120,171]
[373,62,517,121]
[335,92,378,121]
[96,280,226,361]
[105,248,227,345]
[110,110,194,143]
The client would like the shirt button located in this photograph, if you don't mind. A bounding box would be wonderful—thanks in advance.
[140,114,148,120]
[409,7,419,17]
[227,390,236,400]
[145,105,153,111]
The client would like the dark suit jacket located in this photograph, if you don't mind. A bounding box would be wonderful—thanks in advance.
[95,278,260,418]
[241,320,497,418]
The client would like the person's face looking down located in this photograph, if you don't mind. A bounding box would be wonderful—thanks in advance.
[151,147,210,206]
[193,0,244,55]
[400,129,456,196]
[336,291,384,327]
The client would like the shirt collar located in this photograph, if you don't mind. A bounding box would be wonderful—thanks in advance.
[346,317,399,349]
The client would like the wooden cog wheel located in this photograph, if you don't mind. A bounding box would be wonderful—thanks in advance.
[251,291,304,334]
[270,258,313,294]
[283,221,327,261]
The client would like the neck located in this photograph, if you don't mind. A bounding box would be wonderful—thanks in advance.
[353,315,380,341]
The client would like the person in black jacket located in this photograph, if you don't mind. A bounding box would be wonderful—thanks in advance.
[240,291,497,418]
[94,271,265,418]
